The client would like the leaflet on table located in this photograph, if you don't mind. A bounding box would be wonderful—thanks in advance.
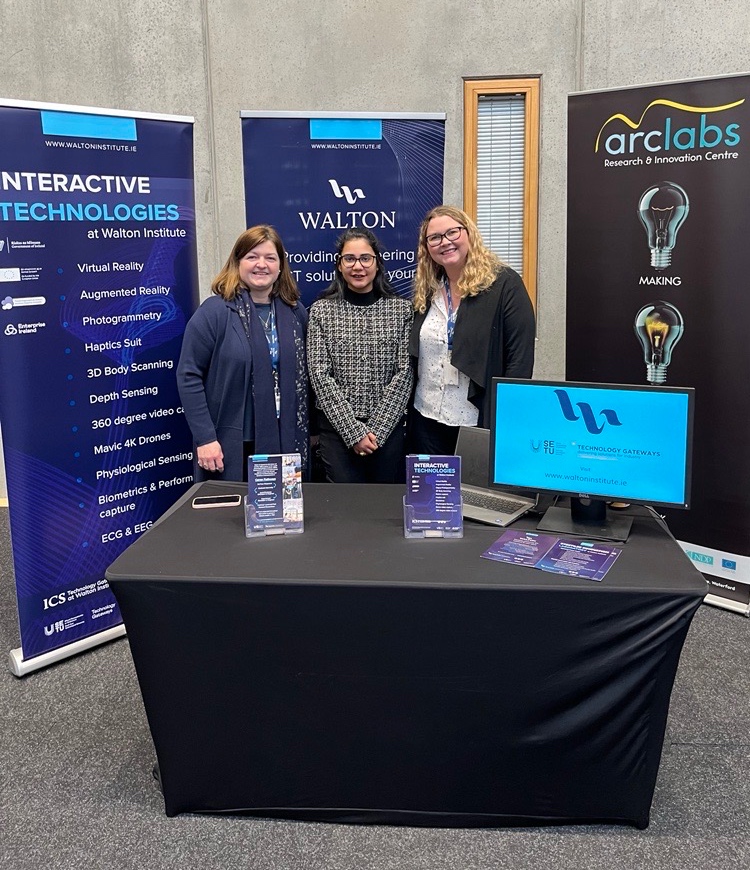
[405,454,462,532]
[482,530,622,581]
[246,453,303,534]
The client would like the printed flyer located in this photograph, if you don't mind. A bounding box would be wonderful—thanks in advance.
[246,453,304,535]
[404,454,462,536]
[482,530,622,582]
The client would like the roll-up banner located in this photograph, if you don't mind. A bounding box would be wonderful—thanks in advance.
[0,100,199,674]
[240,112,446,306]
[567,74,750,615]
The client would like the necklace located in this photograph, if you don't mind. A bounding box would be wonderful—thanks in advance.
[257,306,273,330]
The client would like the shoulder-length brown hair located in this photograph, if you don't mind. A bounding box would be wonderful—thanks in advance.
[412,205,502,314]
[211,225,300,305]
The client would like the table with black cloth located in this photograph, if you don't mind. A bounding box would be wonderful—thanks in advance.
[106,482,707,827]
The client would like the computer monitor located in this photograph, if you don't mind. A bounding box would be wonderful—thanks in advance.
[489,379,694,541]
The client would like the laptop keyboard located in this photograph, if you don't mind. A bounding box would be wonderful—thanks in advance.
[462,490,529,514]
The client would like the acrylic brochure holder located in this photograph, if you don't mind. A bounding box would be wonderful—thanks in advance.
[403,454,464,539]
[403,497,464,538]
[245,452,304,538]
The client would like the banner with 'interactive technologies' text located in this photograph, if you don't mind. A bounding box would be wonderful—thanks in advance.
[240,112,445,307]
[567,75,750,613]
[0,100,198,665]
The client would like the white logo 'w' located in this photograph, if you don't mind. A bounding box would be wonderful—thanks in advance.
[328,179,365,205]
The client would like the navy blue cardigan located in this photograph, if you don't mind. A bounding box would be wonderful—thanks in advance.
[177,294,308,481]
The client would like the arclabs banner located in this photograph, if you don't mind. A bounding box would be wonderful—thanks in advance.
[0,100,198,667]
[240,112,445,306]
[567,75,750,612]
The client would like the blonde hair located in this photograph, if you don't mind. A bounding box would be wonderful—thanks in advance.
[412,206,502,314]
[212,225,300,305]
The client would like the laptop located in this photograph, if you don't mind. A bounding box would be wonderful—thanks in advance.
[455,426,537,526]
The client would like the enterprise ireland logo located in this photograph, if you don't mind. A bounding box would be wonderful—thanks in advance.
[594,98,744,155]
[328,179,365,204]
[554,389,622,435]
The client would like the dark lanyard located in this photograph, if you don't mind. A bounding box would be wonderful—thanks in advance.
[444,280,456,350]
[259,304,279,370]
[237,294,281,418]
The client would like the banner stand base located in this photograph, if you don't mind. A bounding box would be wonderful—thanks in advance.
[8,624,127,677]
[703,593,750,617]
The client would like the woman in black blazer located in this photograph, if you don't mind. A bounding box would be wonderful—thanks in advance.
[408,205,536,455]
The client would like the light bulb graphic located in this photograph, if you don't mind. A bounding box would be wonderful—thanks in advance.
[638,181,689,270]
[634,301,684,384]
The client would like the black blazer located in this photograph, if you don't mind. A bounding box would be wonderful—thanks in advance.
[409,267,535,426]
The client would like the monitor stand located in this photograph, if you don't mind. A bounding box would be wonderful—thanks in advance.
[536,497,633,543]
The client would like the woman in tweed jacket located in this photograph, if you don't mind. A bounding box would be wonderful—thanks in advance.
[307,228,413,483]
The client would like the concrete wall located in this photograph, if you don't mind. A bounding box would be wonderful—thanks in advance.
[1,0,749,500]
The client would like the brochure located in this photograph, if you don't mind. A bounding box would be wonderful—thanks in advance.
[480,530,559,567]
[482,530,622,581]
[404,454,463,536]
[246,452,304,535]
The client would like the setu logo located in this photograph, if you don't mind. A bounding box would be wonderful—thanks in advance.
[328,179,365,205]
[554,389,622,435]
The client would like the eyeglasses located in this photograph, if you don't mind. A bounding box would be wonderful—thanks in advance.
[425,226,465,247]
[339,254,376,267]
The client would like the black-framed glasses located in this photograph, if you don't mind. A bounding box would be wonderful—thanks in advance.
[339,253,376,267]
[426,226,465,247]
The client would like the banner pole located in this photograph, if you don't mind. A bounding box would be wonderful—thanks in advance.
[703,594,750,617]
[8,624,126,677]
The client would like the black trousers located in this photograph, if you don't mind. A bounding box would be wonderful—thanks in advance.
[407,407,461,456]
[317,413,406,484]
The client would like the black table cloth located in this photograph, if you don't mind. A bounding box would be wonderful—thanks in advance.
[107,482,707,826]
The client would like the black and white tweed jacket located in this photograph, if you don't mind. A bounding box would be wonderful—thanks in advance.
[307,294,414,448]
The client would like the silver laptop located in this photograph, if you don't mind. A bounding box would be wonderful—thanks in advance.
[455,426,536,526]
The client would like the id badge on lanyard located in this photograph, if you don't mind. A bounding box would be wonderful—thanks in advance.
[443,281,460,386]
[263,306,281,418]
[272,369,281,418]
[444,280,457,351]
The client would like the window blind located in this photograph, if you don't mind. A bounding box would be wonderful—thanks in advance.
[475,93,526,277]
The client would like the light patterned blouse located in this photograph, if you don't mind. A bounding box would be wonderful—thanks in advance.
[413,291,480,427]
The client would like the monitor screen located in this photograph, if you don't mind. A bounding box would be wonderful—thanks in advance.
[490,379,694,511]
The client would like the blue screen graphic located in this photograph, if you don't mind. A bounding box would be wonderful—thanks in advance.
[491,381,693,508]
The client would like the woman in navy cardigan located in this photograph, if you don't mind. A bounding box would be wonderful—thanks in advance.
[177,226,310,481]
